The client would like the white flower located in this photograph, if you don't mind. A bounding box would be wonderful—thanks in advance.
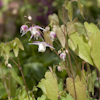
[20,25,28,37]
[49,31,56,41]
[60,53,66,61]
[28,26,45,41]
[29,41,55,52]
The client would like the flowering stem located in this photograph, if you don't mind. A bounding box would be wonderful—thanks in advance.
[53,49,72,77]
[9,57,30,100]
[62,6,77,100]
[65,38,77,100]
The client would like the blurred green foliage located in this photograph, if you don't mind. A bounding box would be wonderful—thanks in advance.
[0,0,100,100]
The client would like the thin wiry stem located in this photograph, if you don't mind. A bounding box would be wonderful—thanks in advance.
[9,57,30,100]
[62,6,77,100]
[54,39,62,47]
[50,11,77,100]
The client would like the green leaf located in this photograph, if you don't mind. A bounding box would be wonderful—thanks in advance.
[74,22,87,36]
[67,17,78,35]
[0,43,4,56]
[7,76,18,97]
[4,44,10,60]
[58,9,68,24]
[56,25,66,47]
[15,38,24,50]
[10,69,23,86]
[84,22,100,34]
[89,33,100,71]
[58,79,63,92]
[48,13,59,25]
[18,86,33,100]
[67,22,76,35]
[77,0,84,18]
[66,76,87,100]
[13,45,19,57]
[65,1,73,22]
[87,74,94,95]
[68,32,94,65]
[82,70,97,95]
[23,62,46,81]
[61,94,74,100]
[37,94,49,100]
[38,71,58,100]
[0,82,7,99]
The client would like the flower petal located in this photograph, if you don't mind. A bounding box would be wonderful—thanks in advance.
[33,26,45,30]
[45,43,55,49]
[28,35,34,41]
[28,41,41,45]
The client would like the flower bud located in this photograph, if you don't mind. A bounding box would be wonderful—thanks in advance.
[57,66,62,71]
[49,31,56,41]
[7,63,12,68]
[58,50,61,54]
[45,26,50,31]
[60,53,66,61]
[28,15,32,21]
[65,49,68,54]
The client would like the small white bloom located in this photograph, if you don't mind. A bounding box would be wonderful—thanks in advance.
[7,63,12,68]
[60,53,66,61]
[49,31,56,41]
[29,41,55,52]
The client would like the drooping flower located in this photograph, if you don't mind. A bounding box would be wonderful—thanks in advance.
[20,25,28,37]
[29,41,55,52]
[60,53,66,61]
[49,31,56,41]
[28,26,45,41]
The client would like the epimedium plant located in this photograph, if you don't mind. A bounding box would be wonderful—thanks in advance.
[0,0,100,100]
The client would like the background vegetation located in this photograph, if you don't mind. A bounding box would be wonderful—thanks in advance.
[0,0,100,100]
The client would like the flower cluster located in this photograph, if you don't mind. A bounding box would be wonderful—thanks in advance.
[20,17,56,52]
